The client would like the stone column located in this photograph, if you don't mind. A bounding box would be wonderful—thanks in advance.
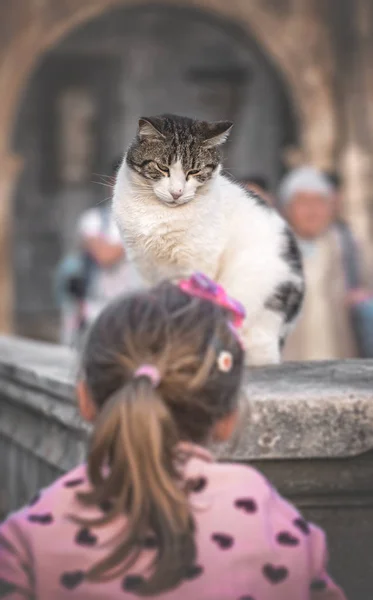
[0,0,121,333]
[340,0,373,267]
[282,2,337,169]
[0,153,23,332]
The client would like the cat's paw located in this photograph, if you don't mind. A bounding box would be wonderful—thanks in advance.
[242,313,283,367]
[245,345,281,367]
[246,356,281,367]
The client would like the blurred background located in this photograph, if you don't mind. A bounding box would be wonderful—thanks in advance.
[1,0,373,356]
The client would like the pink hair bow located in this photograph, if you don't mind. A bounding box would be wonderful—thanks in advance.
[178,272,246,328]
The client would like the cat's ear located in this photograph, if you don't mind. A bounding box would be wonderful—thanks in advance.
[138,117,165,140]
[202,121,233,148]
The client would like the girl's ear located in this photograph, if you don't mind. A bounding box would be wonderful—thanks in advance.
[212,409,239,442]
[77,380,97,423]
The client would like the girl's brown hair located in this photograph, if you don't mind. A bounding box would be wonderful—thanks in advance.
[77,281,244,594]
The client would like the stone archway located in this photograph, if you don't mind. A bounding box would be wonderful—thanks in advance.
[0,0,337,332]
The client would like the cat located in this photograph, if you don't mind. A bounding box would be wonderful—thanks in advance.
[112,114,304,365]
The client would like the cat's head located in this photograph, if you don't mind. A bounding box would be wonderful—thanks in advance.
[126,114,232,207]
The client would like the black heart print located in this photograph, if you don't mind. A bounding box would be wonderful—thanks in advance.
[310,579,327,591]
[143,535,158,549]
[276,531,300,546]
[293,518,310,535]
[122,575,144,591]
[263,563,289,584]
[0,579,17,595]
[99,499,113,513]
[183,564,204,580]
[60,571,85,590]
[75,527,97,547]
[211,533,234,550]
[234,498,257,514]
[27,513,53,525]
[187,477,207,493]
[64,478,84,488]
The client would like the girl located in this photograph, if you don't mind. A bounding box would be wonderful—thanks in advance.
[0,273,346,599]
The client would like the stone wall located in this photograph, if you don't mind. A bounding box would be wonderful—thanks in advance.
[0,335,372,598]
[0,337,87,515]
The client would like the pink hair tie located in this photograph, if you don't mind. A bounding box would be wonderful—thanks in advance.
[134,365,161,387]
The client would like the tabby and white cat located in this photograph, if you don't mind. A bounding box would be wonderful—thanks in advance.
[113,114,304,365]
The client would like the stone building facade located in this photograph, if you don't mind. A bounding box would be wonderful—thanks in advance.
[0,0,372,338]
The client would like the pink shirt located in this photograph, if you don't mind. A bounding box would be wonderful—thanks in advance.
[0,445,346,599]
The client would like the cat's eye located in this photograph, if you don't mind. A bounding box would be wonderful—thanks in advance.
[156,164,170,174]
[187,169,201,177]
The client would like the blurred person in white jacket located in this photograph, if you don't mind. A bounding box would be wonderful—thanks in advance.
[279,166,358,361]
[58,159,142,346]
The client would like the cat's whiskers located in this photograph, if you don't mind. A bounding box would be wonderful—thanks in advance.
[92,180,114,190]
[95,196,112,206]
[92,172,114,182]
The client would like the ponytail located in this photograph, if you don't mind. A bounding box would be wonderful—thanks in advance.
[77,378,196,594]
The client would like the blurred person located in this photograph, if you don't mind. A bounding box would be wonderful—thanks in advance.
[56,158,142,346]
[324,171,343,217]
[324,170,364,293]
[0,274,346,600]
[278,166,358,361]
[324,170,373,357]
[241,174,275,206]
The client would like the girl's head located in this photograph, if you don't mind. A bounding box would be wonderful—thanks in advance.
[76,277,244,593]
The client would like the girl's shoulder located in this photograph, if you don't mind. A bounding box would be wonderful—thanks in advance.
[185,454,275,502]
[3,464,89,528]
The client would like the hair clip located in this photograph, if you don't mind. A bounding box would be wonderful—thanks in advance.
[134,364,161,387]
[217,351,233,373]
[178,272,246,328]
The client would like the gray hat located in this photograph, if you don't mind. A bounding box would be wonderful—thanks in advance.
[279,166,333,207]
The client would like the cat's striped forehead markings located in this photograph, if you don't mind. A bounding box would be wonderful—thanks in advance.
[126,114,227,177]
[170,160,185,178]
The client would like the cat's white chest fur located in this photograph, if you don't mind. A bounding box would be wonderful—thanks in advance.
[113,165,303,365]
[113,171,226,284]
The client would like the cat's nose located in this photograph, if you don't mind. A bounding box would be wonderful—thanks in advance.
[171,191,182,200]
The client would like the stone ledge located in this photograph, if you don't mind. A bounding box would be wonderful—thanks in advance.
[222,360,373,459]
[0,335,372,462]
